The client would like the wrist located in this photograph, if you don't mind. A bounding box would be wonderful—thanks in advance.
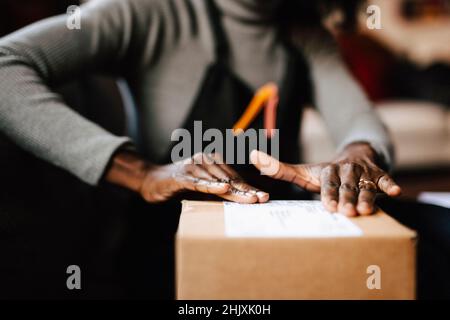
[335,142,378,164]
[105,150,154,193]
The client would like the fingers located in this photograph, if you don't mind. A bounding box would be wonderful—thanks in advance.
[337,163,362,217]
[219,190,259,204]
[356,176,378,216]
[206,153,269,203]
[197,153,232,182]
[377,174,402,196]
[218,177,268,203]
[250,150,319,191]
[229,179,270,203]
[174,174,230,195]
[321,167,399,216]
[322,164,399,216]
[250,150,287,178]
[185,163,216,181]
[207,153,240,179]
[320,162,379,217]
[180,153,269,203]
[320,165,340,212]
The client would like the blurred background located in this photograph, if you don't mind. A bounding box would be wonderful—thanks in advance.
[0,0,448,197]
[308,0,450,202]
[0,0,449,299]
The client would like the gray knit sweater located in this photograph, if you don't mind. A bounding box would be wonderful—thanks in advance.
[0,0,392,185]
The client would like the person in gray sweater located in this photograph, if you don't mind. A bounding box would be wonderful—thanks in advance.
[0,0,401,216]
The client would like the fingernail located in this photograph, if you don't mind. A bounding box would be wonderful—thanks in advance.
[257,191,268,197]
[389,186,401,196]
[357,202,372,215]
[344,203,356,216]
[256,191,270,202]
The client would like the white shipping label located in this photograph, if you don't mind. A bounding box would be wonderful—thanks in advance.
[223,200,363,238]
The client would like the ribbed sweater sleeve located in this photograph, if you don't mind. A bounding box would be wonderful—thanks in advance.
[0,0,151,185]
[295,28,394,170]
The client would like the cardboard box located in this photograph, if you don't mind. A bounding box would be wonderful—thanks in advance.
[176,201,416,300]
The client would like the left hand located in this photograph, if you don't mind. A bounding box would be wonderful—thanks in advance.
[250,143,401,216]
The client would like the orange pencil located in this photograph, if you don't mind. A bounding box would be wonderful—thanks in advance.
[232,82,279,138]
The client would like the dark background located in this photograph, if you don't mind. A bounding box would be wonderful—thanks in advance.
[0,0,77,36]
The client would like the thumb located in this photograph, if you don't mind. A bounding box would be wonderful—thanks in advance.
[250,150,319,191]
[250,150,282,177]
[250,150,301,183]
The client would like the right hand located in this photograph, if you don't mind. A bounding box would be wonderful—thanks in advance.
[140,153,269,203]
[107,151,269,204]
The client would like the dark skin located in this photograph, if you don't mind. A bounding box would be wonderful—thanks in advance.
[250,142,401,216]
[106,142,401,216]
[106,151,270,204]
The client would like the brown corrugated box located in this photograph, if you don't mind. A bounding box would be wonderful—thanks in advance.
[176,201,417,300]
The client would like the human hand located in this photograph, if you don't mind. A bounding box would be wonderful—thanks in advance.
[250,143,401,216]
[139,153,269,204]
